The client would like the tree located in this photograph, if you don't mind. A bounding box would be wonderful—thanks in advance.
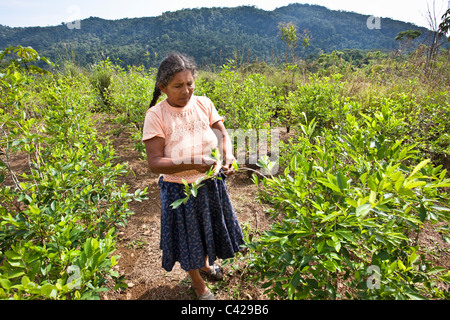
[279,22,298,64]
[395,30,422,52]
[439,8,450,42]
[395,30,422,41]
[423,1,448,70]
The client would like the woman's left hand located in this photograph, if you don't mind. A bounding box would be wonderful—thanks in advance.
[222,157,237,175]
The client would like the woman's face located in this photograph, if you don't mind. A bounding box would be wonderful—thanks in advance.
[159,70,195,108]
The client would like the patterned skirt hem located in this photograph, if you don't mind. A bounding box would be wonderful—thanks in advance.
[158,171,244,272]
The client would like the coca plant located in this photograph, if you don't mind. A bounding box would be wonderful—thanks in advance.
[247,107,449,300]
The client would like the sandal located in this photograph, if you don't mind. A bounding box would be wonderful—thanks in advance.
[197,288,215,300]
[190,283,215,300]
[200,264,224,281]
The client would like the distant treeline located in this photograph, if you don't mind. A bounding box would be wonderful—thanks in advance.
[0,4,436,68]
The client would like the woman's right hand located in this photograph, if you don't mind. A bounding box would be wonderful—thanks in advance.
[193,155,217,173]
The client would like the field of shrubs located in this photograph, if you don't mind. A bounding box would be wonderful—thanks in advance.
[0,45,449,299]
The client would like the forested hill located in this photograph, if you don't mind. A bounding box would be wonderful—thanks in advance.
[0,4,431,68]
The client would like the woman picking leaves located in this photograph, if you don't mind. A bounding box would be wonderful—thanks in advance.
[142,53,244,300]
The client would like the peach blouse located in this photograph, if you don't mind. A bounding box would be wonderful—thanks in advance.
[142,96,223,184]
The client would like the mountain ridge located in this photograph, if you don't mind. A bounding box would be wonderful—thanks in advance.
[0,4,433,67]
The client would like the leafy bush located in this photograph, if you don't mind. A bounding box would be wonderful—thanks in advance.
[275,73,345,131]
[89,58,116,110]
[247,109,450,300]
[105,65,156,158]
[196,64,275,130]
[0,47,147,300]
[2,46,447,300]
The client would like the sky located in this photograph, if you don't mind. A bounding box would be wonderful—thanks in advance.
[0,0,449,29]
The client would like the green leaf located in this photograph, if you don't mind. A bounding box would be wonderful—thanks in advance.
[7,270,25,279]
[302,216,312,230]
[369,190,377,204]
[388,261,398,273]
[336,230,356,243]
[251,173,259,185]
[170,198,187,209]
[29,205,41,215]
[404,180,426,189]
[419,203,427,222]
[428,266,446,274]
[356,203,372,218]
[323,260,337,272]
[398,259,406,271]
[430,205,450,212]
[395,176,405,191]
[232,161,239,172]
[404,291,427,300]
[91,238,99,251]
[321,212,340,223]
[190,185,198,197]
[299,254,312,268]
[50,201,57,212]
[368,176,378,192]
[40,284,57,298]
[290,271,301,289]
[0,279,11,290]
[195,176,205,185]
[345,198,358,208]
[5,251,21,260]
[84,239,92,257]
[306,278,318,289]
[335,241,341,252]
[40,56,54,66]
[317,240,325,253]
[385,232,409,241]
[409,159,430,178]
[336,172,347,191]
[21,276,30,287]
[317,178,341,193]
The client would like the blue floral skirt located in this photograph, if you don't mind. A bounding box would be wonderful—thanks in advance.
[158,171,244,272]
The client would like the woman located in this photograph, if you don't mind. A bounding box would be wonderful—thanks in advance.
[142,53,244,300]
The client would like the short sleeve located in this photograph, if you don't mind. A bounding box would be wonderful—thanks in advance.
[142,109,165,142]
[206,98,224,126]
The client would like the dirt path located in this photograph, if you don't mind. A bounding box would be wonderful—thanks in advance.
[99,116,273,300]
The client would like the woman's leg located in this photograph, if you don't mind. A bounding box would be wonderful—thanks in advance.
[188,269,208,297]
[201,255,212,272]
[200,255,223,280]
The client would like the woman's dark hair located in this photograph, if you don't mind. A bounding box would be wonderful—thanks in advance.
[149,52,197,107]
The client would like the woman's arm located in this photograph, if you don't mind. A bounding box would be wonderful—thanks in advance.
[212,121,236,173]
[144,137,214,174]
